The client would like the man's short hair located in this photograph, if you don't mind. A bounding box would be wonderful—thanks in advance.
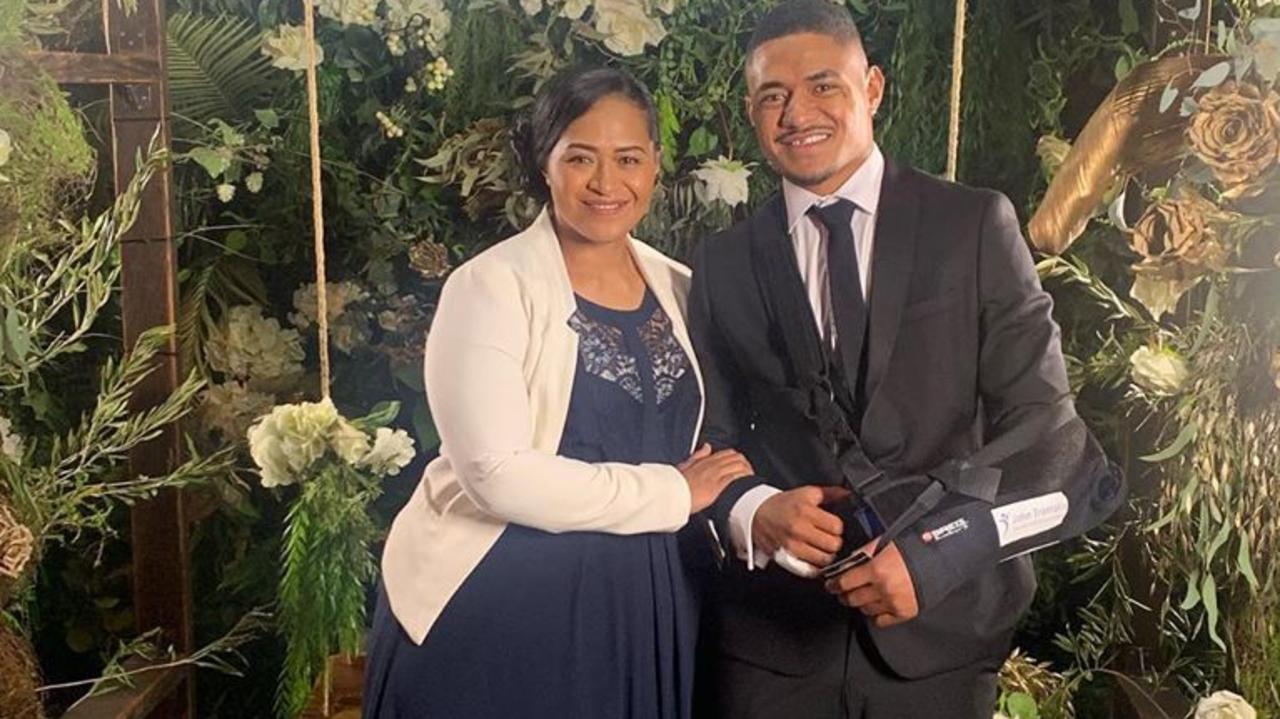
[746,0,863,58]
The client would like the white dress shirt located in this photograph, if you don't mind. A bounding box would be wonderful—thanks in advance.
[727,144,886,574]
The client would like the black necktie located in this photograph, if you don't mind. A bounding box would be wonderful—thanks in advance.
[809,199,868,416]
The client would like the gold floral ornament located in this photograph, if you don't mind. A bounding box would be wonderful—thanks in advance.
[1029,55,1227,254]
[1130,190,1230,280]
[1187,81,1280,200]
[0,503,34,583]
[1128,190,1231,318]
[409,238,451,279]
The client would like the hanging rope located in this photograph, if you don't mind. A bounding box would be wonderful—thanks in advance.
[302,0,332,399]
[945,0,967,182]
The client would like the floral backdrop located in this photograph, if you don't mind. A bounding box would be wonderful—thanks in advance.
[1,0,1279,717]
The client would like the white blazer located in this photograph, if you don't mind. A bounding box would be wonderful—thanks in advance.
[381,207,707,644]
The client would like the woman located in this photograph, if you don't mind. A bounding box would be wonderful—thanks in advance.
[364,66,752,718]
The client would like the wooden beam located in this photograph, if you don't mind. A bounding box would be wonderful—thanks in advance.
[22,51,160,85]
[102,0,194,714]
[60,663,190,719]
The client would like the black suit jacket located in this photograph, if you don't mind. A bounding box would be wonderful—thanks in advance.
[687,158,1123,679]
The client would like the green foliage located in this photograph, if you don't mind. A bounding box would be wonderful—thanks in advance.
[275,462,380,718]
[0,62,95,243]
[167,12,283,123]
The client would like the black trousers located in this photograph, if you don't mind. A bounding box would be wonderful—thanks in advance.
[694,619,1002,719]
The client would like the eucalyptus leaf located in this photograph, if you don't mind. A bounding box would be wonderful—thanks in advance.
[1190,61,1231,90]
[1202,573,1225,649]
[1181,570,1201,610]
[1007,692,1039,719]
[1158,84,1179,114]
[1140,422,1197,462]
[1177,0,1201,21]
[1205,517,1231,563]
[1119,0,1138,35]
[1238,535,1260,591]
[355,400,402,430]
[1179,97,1198,118]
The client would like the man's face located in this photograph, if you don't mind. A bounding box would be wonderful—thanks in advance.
[745,32,884,196]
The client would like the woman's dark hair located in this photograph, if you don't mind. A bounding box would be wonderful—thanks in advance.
[511,66,659,202]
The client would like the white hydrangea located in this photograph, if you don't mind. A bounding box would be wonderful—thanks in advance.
[357,427,416,476]
[216,183,236,203]
[0,414,24,462]
[207,305,306,382]
[318,0,379,26]
[1195,691,1257,719]
[262,24,324,72]
[385,0,452,53]
[592,0,668,56]
[0,128,12,168]
[200,380,277,441]
[1129,345,1190,397]
[248,398,342,487]
[692,155,752,208]
[329,418,372,465]
[519,0,543,13]
[290,281,372,354]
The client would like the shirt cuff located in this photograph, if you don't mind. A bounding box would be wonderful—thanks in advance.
[728,484,781,570]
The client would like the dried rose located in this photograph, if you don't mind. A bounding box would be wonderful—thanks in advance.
[1187,81,1280,199]
[1130,191,1229,280]
[409,239,452,280]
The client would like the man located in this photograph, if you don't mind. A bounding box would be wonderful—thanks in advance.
[687,2,1125,717]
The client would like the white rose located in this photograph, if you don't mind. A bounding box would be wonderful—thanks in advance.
[1129,345,1190,396]
[357,427,417,476]
[1195,691,1257,719]
[692,155,752,208]
[216,183,236,203]
[329,419,372,465]
[0,128,11,168]
[592,0,668,55]
[245,172,264,194]
[261,24,324,72]
[520,0,543,14]
[0,414,24,463]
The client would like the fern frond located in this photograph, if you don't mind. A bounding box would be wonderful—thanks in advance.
[166,12,281,123]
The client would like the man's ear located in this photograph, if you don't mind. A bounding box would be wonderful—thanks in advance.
[867,65,886,117]
[743,95,756,128]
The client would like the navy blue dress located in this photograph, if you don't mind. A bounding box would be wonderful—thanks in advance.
[365,289,703,719]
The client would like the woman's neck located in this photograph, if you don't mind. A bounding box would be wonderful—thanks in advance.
[554,217,646,310]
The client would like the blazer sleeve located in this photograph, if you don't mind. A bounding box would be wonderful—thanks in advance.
[687,237,767,543]
[426,260,691,535]
[892,191,1119,612]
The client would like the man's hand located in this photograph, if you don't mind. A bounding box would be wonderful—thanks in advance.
[824,539,919,628]
[752,485,850,567]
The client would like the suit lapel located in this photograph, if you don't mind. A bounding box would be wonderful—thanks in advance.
[749,194,827,382]
[864,159,920,406]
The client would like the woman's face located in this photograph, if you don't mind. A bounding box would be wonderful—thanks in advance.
[544,93,660,246]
